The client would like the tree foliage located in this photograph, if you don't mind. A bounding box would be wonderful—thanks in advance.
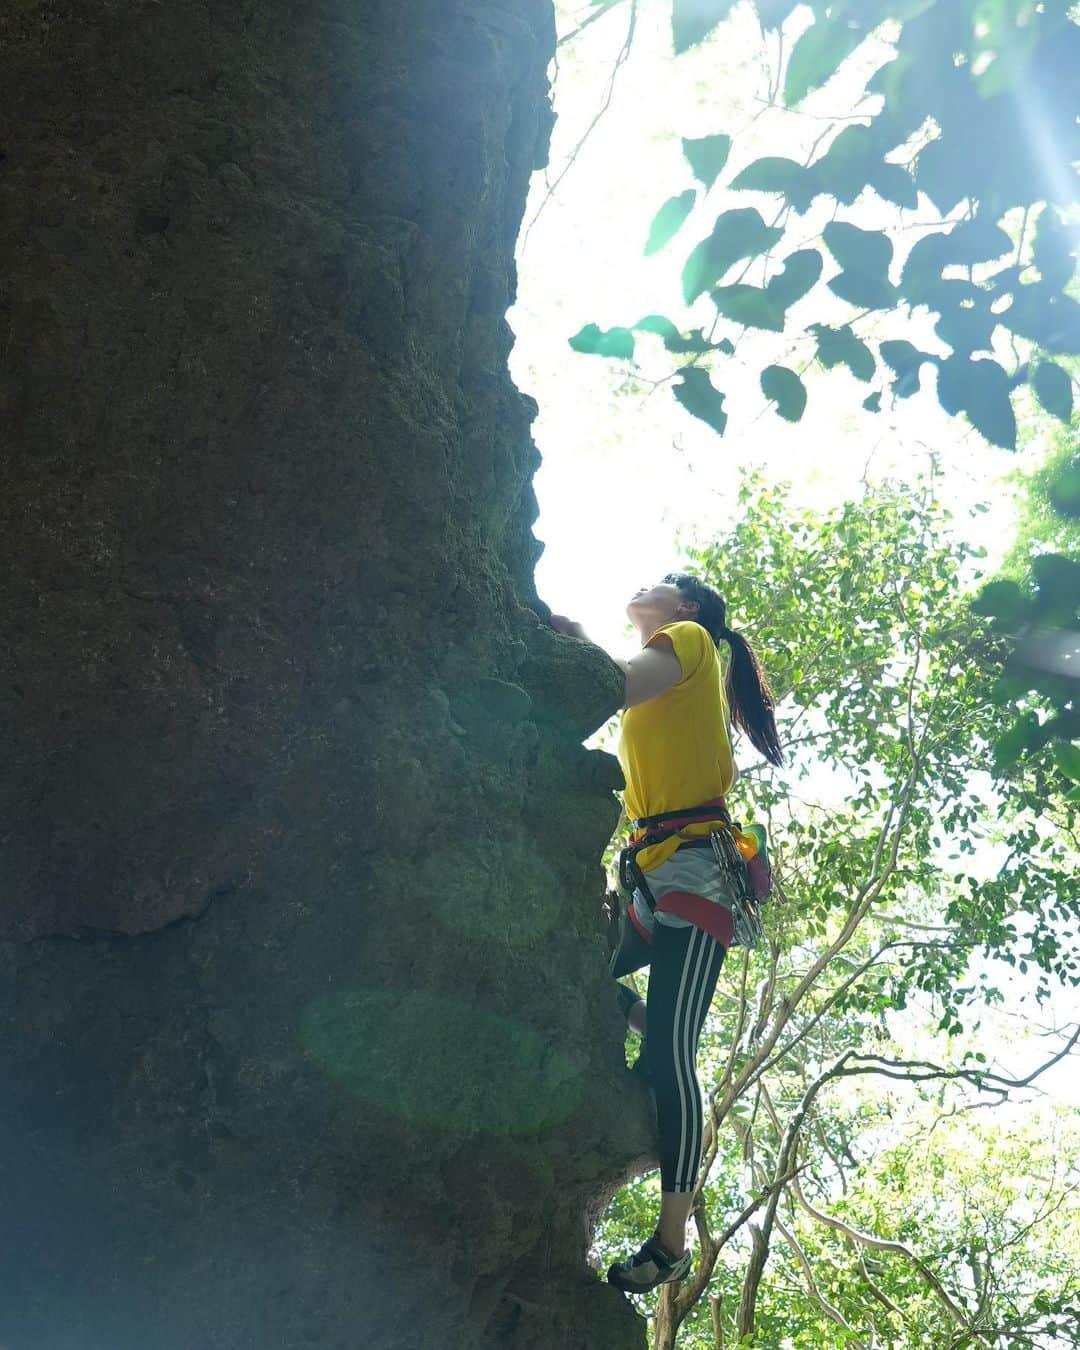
[562,0,1079,806]
[596,474,1080,1346]
[971,414,1080,788]
[570,0,1080,451]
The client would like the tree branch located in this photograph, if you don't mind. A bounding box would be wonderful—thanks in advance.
[774,1211,863,1345]
[734,1054,846,1338]
[556,0,629,48]
[790,1171,983,1337]
[836,1028,1080,1096]
[521,0,638,245]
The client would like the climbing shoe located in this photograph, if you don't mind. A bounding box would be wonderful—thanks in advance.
[615,982,644,1022]
[607,1236,691,1294]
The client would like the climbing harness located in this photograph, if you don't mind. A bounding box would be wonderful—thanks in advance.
[618,801,772,948]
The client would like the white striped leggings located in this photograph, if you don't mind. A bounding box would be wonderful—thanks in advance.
[613,920,727,1193]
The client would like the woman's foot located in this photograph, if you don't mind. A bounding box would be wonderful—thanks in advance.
[607,1235,691,1294]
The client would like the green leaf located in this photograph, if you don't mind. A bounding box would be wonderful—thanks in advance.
[903,219,1009,314]
[813,124,874,206]
[916,137,966,215]
[682,134,732,190]
[673,0,736,53]
[784,12,866,105]
[1028,674,1077,709]
[989,670,1037,705]
[971,580,1029,625]
[823,221,893,276]
[1032,205,1079,292]
[901,232,949,307]
[673,366,728,434]
[568,323,635,359]
[936,356,1017,450]
[667,330,736,355]
[682,208,785,303]
[1032,361,1074,423]
[809,323,874,382]
[633,314,681,342]
[947,216,1014,268]
[879,340,933,398]
[1030,553,1080,625]
[645,190,698,256]
[862,391,882,412]
[711,283,786,332]
[1052,742,1080,784]
[761,364,807,422]
[931,281,996,357]
[730,156,806,198]
[1001,289,1080,355]
[754,0,800,29]
[766,249,822,307]
[829,269,898,310]
[633,315,735,356]
[823,221,897,308]
[1048,457,1080,520]
[870,161,918,209]
[992,712,1042,773]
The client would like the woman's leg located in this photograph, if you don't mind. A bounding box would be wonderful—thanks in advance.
[610,902,653,979]
[646,922,727,1253]
[610,901,653,1036]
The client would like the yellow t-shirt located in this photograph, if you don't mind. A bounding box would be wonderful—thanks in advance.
[617,620,735,872]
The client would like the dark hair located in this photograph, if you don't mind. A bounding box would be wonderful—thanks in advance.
[662,572,783,767]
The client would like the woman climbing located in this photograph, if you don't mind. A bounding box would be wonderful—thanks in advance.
[551,574,783,1295]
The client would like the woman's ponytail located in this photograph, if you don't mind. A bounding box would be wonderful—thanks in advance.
[718,626,784,767]
[663,572,784,768]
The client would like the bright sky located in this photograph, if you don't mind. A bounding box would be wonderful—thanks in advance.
[507,0,1078,1105]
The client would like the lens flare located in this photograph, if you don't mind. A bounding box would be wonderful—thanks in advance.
[300,987,584,1134]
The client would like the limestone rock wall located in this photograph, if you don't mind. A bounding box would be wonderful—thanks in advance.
[0,1,652,1346]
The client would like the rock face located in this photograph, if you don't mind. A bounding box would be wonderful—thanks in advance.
[0,2,652,1347]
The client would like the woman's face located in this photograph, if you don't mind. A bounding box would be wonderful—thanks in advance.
[627,581,695,629]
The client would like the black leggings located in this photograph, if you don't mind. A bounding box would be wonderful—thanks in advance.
[611,917,727,1193]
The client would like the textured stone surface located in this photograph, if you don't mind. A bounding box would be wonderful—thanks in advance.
[0,1,652,1346]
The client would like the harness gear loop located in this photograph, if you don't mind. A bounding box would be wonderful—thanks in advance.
[617,800,767,949]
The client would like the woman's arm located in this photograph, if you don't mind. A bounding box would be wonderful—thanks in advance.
[549,616,682,709]
[616,643,683,708]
